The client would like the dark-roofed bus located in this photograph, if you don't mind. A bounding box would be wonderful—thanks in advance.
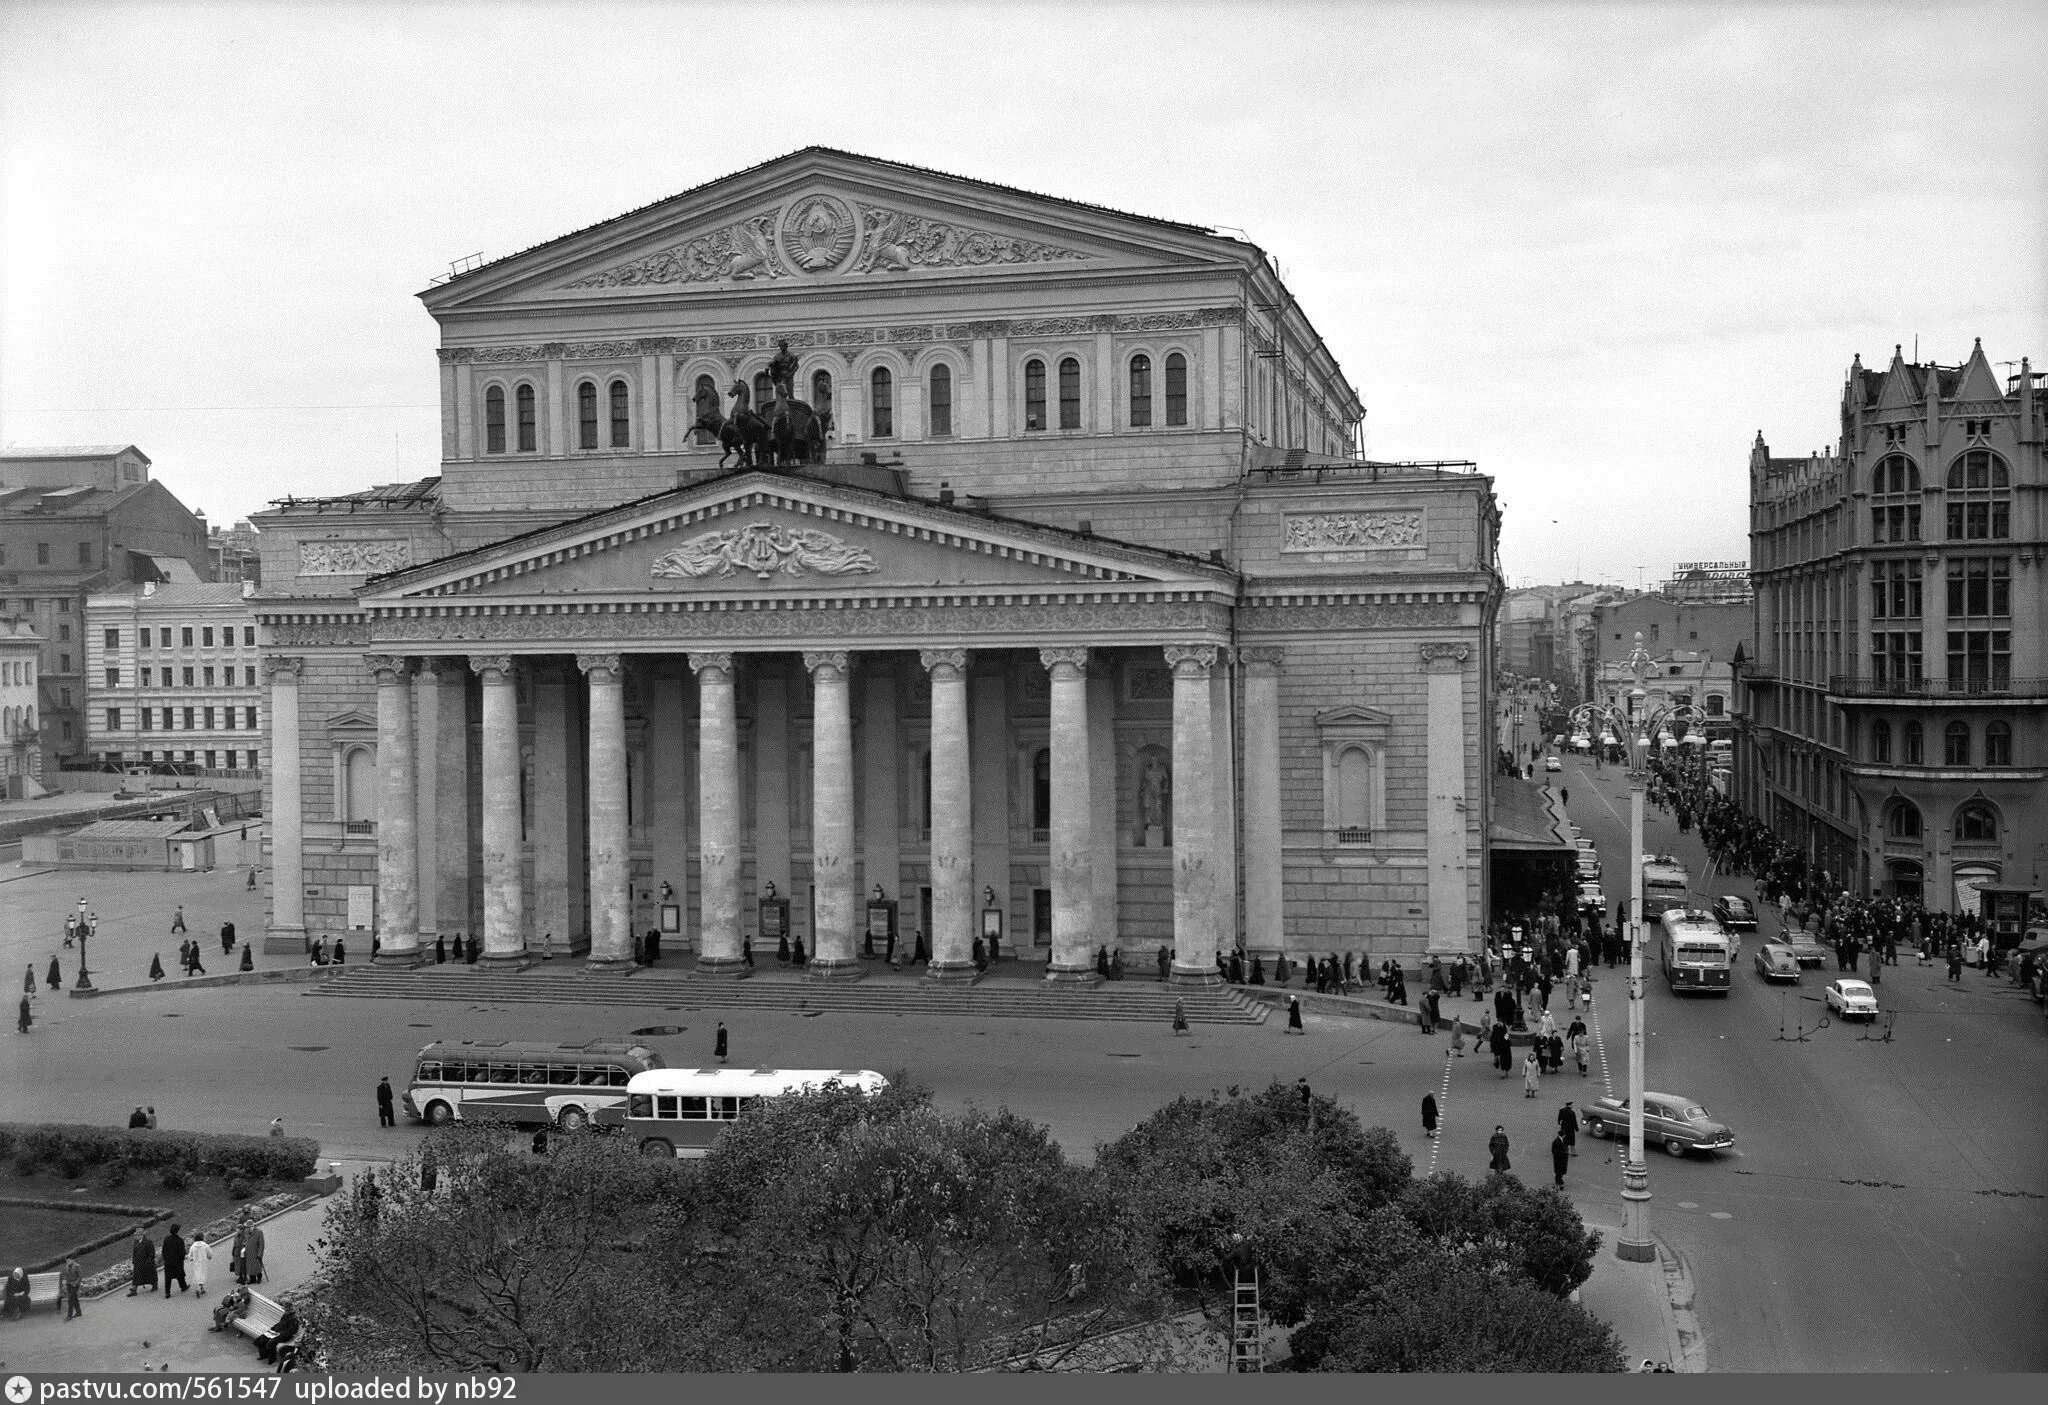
[1659,910,1733,996]
[625,1067,889,1159]
[403,1038,665,1131]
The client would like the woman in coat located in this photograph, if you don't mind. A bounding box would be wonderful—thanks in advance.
[1421,1092,1439,1139]
[45,955,60,993]
[128,1228,158,1295]
[1523,1050,1541,1097]
[1285,996,1304,1034]
[1488,1126,1511,1174]
[188,1233,212,1298]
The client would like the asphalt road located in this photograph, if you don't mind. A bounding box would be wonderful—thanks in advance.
[1530,730,2048,1372]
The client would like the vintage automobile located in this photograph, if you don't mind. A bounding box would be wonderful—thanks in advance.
[1825,978,1880,1021]
[1579,1093,1735,1158]
[1576,881,1606,908]
[1753,942,1801,982]
[1576,855,1602,881]
[1544,755,1563,772]
[1713,895,1759,933]
[1778,927,1832,968]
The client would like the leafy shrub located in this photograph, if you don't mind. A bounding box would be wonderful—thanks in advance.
[58,1154,85,1180]
[225,1176,253,1201]
[103,1158,131,1188]
[15,1153,39,1177]
[0,1122,319,1181]
[0,1126,14,1159]
[158,1165,190,1191]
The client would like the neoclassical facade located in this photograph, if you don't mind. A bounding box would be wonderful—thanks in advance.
[254,149,1503,975]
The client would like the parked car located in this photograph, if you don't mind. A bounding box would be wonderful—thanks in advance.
[1780,929,1831,967]
[1712,895,1759,933]
[1753,943,1800,982]
[1575,856,1602,880]
[1576,881,1605,907]
[1544,755,1563,772]
[1574,837,1597,853]
[1825,978,1879,1021]
[1579,1093,1735,1158]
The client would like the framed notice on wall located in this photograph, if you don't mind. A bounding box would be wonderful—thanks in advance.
[659,903,682,934]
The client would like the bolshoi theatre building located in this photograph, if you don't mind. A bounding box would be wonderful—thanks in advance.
[252,148,1505,981]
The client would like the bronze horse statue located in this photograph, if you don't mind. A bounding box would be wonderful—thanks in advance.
[691,381,828,470]
[691,383,771,470]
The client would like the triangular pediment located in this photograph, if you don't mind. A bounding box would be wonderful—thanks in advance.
[423,148,1246,309]
[1315,704,1396,730]
[1954,339,2003,401]
[359,471,1233,606]
[1876,349,1922,410]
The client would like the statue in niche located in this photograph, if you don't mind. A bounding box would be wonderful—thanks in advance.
[1138,747,1172,846]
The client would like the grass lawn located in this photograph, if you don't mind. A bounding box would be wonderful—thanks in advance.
[0,1166,289,1279]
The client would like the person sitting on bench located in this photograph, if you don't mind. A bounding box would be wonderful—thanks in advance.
[209,1285,251,1332]
[255,1300,300,1363]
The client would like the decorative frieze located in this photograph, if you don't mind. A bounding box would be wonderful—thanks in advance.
[300,539,414,576]
[564,211,789,288]
[471,346,545,364]
[266,620,372,648]
[1237,602,1460,632]
[1281,512,1424,553]
[854,205,1096,273]
[649,522,879,581]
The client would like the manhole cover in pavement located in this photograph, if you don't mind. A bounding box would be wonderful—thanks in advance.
[1110,1053,1141,1059]
[162,1013,182,1018]
[630,1026,687,1037]
[288,1046,330,1052]
[408,1023,434,1028]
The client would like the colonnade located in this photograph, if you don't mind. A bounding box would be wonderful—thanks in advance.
[281,642,1243,985]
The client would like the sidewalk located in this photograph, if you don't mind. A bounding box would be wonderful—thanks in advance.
[1575,1222,1702,1372]
[0,1166,358,1374]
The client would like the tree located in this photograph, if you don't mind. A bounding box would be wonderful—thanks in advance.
[1093,1082,1412,1325]
[1398,1171,1603,1297]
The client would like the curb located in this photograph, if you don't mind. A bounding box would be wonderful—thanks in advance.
[1658,1236,1708,1373]
[1236,986,1587,1045]
[68,966,344,999]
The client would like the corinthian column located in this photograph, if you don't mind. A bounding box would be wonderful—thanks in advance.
[805,650,862,979]
[1041,647,1099,983]
[264,656,305,948]
[580,653,633,971]
[921,649,976,982]
[1166,644,1222,984]
[367,654,421,966]
[470,654,528,965]
[690,653,745,975]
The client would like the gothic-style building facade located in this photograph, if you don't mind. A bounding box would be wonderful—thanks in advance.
[254,148,1503,976]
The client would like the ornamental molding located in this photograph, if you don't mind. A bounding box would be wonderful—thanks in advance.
[1281,511,1424,553]
[687,651,734,678]
[575,652,624,684]
[1237,602,1461,632]
[565,211,790,289]
[854,204,1095,273]
[300,539,415,576]
[1419,642,1471,673]
[261,655,305,682]
[782,195,858,273]
[919,648,969,675]
[364,654,415,684]
[1162,644,1219,676]
[266,621,371,648]
[1239,645,1287,670]
[468,654,517,683]
[649,521,879,582]
[1039,647,1091,673]
[802,649,851,675]
[471,346,545,364]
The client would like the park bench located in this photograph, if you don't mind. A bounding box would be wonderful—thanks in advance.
[228,1289,285,1344]
[3,1271,63,1316]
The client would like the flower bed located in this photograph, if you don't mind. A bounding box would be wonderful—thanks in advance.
[0,1122,319,1182]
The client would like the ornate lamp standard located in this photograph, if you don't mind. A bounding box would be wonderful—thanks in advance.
[1569,632,1706,1263]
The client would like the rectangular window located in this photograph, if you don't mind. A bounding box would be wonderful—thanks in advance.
[578,384,599,450]
[609,382,631,448]
[1165,353,1188,426]
[245,666,256,687]
[1870,631,1922,688]
[59,686,70,707]
[516,386,537,453]
[203,707,215,729]
[59,654,69,673]
[36,542,49,565]
[224,707,236,730]
[182,668,194,686]
[140,668,151,687]
[870,369,893,439]
[105,668,119,688]
[205,749,217,770]
[181,627,193,646]
[1129,357,1152,427]
[1058,359,1081,430]
[244,627,255,646]
[1946,630,2011,689]
[203,667,215,687]
[103,629,119,650]
[57,623,70,641]
[202,627,213,647]
[1946,558,2010,620]
[78,541,92,565]
[141,709,152,732]
[928,366,952,437]
[183,707,195,730]
[106,709,120,732]
[246,706,258,729]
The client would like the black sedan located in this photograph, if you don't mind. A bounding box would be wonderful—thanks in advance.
[1713,895,1759,933]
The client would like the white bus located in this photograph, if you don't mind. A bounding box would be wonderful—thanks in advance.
[624,1067,889,1159]
[403,1038,665,1131]
[1659,910,1733,996]
[1641,857,1693,920]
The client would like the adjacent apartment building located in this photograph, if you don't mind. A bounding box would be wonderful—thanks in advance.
[1,616,41,793]
[0,446,213,772]
[84,581,267,775]
[1741,341,2044,909]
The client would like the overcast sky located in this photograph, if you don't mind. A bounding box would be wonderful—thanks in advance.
[3,1,2042,587]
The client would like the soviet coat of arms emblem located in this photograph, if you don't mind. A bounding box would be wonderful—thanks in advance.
[782,195,856,272]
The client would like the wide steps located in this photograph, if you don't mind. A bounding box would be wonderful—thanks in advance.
[305,968,1269,1025]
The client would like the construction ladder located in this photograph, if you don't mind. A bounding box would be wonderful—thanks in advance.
[1231,1264,1263,1372]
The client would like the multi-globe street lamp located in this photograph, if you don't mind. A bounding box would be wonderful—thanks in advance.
[1568,631,1707,1264]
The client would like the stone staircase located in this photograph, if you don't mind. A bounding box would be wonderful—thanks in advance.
[304,966,1270,1026]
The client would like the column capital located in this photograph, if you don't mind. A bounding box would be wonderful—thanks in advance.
[802,649,850,677]
[1163,644,1219,678]
[262,655,304,684]
[365,654,415,685]
[1039,646,1090,677]
[688,651,734,680]
[919,647,969,679]
[1239,644,1286,672]
[576,652,625,685]
[1420,642,1471,674]
[469,654,518,684]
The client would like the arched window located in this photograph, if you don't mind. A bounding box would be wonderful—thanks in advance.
[753,370,774,409]
[1058,357,1081,430]
[485,386,506,454]
[1945,450,2012,540]
[1944,721,1971,767]
[1902,720,1923,765]
[609,380,631,448]
[692,375,719,442]
[870,367,893,438]
[1024,359,1046,431]
[1872,453,1919,495]
[928,364,952,437]
[1128,354,1152,427]
[1336,746,1373,833]
[515,384,537,452]
[343,747,376,824]
[1954,802,1997,843]
[1031,748,1051,832]
[576,382,599,450]
[1984,720,2012,766]
[1165,352,1188,426]
[1870,719,1891,764]
[1886,799,1921,840]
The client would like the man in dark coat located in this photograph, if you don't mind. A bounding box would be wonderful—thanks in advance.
[129,1106,149,1128]
[376,1076,396,1128]
[1488,1126,1511,1174]
[1421,1092,1439,1139]
[1559,1100,1579,1156]
[714,1022,729,1064]
[1551,1132,1571,1187]
[161,1223,188,1294]
[1491,1023,1512,1075]
[221,921,237,956]
[434,934,447,964]
[148,952,165,981]
[1285,996,1304,1034]
[128,1228,158,1295]
[645,928,661,966]
[46,955,61,992]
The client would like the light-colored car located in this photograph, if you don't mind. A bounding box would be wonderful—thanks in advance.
[1544,755,1563,772]
[1574,837,1597,853]
[1575,855,1602,880]
[1576,881,1605,906]
[1826,978,1879,1021]
[1753,943,1800,982]
[1580,1093,1735,1158]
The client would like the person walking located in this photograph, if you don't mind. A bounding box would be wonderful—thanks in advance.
[1490,1023,1511,1076]
[17,993,31,1036]
[148,951,165,982]
[268,1116,283,1138]
[1171,998,1189,1036]
[171,905,187,934]
[1559,1100,1579,1157]
[435,934,447,964]
[23,963,35,999]
[1285,996,1304,1034]
[714,1021,729,1064]
[1449,1014,1465,1057]
[128,1227,158,1295]
[188,1233,211,1298]
[220,921,236,957]
[1421,1091,1439,1139]
[742,935,755,969]
[333,937,346,965]
[1551,1131,1571,1188]
[46,955,61,993]
[161,1223,188,1295]
[376,1076,396,1128]
[61,1254,84,1319]
[1488,1125,1511,1174]
[1522,1050,1540,1097]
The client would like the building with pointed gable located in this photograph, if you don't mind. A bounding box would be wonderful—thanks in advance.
[1740,340,2045,912]
[252,149,1504,977]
